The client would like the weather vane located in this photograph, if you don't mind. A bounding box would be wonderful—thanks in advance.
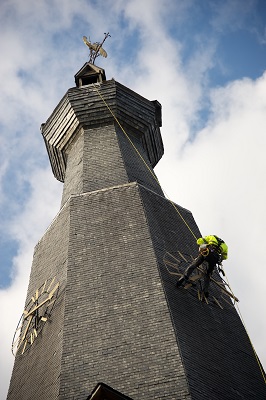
[82,32,111,64]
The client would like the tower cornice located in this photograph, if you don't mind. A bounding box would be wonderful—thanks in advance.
[41,79,163,182]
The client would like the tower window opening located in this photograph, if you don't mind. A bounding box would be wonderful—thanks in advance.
[81,75,99,86]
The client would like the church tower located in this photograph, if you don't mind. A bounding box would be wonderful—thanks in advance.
[7,62,266,400]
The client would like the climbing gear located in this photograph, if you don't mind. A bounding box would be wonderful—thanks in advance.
[199,243,209,256]
[176,275,187,287]
[218,265,225,276]
[176,278,185,287]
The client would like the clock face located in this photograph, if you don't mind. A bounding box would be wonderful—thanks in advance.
[12,277,59,356]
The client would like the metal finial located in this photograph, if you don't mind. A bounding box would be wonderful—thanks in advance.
[82,32,111,64]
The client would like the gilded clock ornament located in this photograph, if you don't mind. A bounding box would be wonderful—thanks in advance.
[12,277,59,356]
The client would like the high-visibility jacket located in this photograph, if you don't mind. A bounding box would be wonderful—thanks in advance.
[197,235,228,260]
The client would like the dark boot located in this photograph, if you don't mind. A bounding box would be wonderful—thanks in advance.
[176,275,188,288]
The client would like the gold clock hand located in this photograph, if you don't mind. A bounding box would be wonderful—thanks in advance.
[21,315,34,341]
[16,314,34,352]
[23,283,59,318]
[23,298,49,318]
[24,297,50,318]
[22,340,27,355]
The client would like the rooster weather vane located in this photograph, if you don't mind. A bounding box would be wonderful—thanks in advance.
[83,32,110,64]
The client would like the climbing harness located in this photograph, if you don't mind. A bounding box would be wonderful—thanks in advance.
[199,244,209,257]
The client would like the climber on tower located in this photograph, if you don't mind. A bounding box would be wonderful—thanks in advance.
[176,235,228,297]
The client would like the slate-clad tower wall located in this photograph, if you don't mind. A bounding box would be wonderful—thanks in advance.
[7,63,266,400]
[7,202,70,399]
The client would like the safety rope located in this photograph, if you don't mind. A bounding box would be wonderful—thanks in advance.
[223,271,266,384]
[92,83,197,241]
[93,83,265,383]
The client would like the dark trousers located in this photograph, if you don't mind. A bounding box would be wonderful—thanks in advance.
[184,249,220,293]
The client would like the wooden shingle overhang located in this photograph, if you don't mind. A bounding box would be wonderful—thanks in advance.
[41,79,163,182]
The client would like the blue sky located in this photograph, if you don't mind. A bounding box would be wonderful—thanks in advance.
[0,0,266,398]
